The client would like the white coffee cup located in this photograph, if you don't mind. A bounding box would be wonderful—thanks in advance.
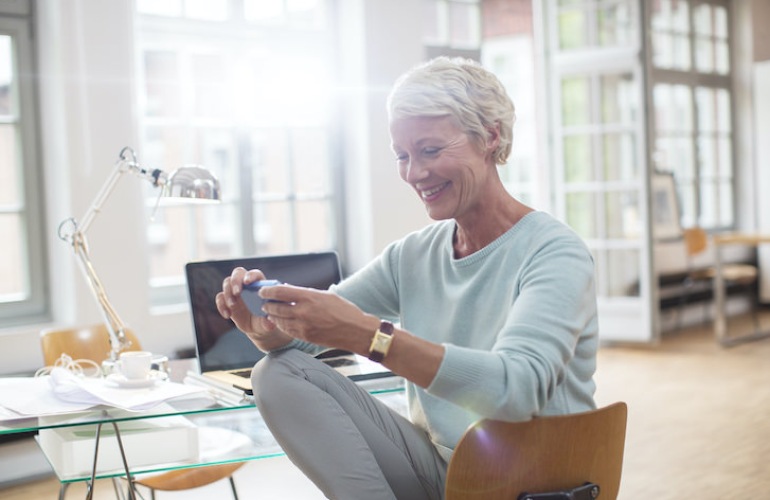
[118,351,154,380]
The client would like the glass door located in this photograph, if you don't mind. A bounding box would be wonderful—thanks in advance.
[543,0,656,342]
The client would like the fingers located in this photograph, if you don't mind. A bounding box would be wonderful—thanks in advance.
[216,267,266,319]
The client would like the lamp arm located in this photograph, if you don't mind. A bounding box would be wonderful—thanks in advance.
[71,233,130,359]
[78,147,165,234]
[58,147,164,362]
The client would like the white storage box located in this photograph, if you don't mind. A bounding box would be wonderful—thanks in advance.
[38,416,199,478]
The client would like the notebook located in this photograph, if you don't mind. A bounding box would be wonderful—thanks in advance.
[184,252,393,392]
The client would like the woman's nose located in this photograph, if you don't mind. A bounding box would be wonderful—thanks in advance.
[402,158,428,183]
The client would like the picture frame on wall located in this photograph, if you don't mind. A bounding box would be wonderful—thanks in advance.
[651,172,682,240]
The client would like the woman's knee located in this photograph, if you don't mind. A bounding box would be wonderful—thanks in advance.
[250,349,308,408]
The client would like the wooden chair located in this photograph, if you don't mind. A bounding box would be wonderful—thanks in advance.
[40,324,244,500]
[444,402,628,500]
[680,227,759,328]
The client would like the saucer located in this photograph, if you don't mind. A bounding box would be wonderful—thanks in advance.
[107,370,168,389]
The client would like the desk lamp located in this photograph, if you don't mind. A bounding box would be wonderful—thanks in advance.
[58,147,220,371]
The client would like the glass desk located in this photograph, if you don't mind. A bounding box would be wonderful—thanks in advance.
[0,371,405,499]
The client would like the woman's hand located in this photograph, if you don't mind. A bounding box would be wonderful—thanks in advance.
[215,267,293,351]
[259,284,378,355]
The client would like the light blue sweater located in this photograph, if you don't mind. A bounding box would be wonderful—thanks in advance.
[309,211,597,460]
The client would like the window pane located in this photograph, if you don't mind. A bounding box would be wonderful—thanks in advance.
[291,128,330,194]
[0,214,25,298]
[698,136,717,178]
[652,32,691,70]
[423,0,445,44]
[606,248,640,297]
[0,35,12,116]
[718,180,733,226]
[192,53,226,119]
[601,73,637,124]
[564,135,593,183]
[0,124,19,205]
[561,76,590,126]
[693,3,712,36]
[296,200,333,250]
[606,190,640,239]
[603,132,637,182]
[651,0,690,32]
[715,40,729,74]
[558,8,587,50]
[677,179,697,228]
[696,87,716,132]
[448,1,480,47]
[137,0,182,17]
[244,0,283,24]
[142,126,186,169]
[254,201,293,254]
[654,84,692,133]
[143,51,181,117]
[598,1,633,47]
[699,178,718,227]
[695,35,714,73]
[656,137,694,179]
[185,0,227,21]
[717,136,732,177]
[565,191,597,239]
[253,129,290,194]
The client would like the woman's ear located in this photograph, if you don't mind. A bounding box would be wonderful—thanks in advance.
[485,122,501,152]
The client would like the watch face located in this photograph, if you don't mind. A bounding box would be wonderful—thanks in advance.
[373,334,390,351]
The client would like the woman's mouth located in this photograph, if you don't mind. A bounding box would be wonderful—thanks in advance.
[420,182,450,202]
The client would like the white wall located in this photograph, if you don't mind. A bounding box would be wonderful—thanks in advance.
[0,0,431,376]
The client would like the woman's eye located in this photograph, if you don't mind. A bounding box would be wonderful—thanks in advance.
[422,147,441,157]
[395,153,408,164]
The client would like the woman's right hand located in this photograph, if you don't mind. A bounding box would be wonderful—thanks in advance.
[215,267,293,351]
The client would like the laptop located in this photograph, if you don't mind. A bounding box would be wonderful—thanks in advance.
[184,252,393,392]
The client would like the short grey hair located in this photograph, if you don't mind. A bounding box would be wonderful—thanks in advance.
[386,57,516,166]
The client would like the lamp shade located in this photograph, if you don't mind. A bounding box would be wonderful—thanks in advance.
[166,166,221,202]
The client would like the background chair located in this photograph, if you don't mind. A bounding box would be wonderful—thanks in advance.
[444,402,627,500]
[680,227,759,329]
[40,324,244,500]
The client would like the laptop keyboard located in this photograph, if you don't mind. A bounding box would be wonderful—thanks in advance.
[231,355,356,378]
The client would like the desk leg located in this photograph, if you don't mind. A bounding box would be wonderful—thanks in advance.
[714,247,728,345]
[85,420,139,500]
[714,244,770,347]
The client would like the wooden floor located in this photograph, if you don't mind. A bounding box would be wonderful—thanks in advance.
[3,312,770,499]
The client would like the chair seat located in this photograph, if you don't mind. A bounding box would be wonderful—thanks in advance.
[690,264,758,284]
[134,462,245,491]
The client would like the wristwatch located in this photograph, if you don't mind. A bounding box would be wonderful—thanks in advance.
[368,320,394,363]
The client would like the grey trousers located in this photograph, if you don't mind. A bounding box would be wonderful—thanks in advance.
[251,349,447,500]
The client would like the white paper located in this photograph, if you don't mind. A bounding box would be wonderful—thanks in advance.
[0,368,208,418]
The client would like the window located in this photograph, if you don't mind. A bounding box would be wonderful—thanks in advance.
[0,2,48,326]
[649,0,734,229]
[424,0,482,59]
[136,0,339,304]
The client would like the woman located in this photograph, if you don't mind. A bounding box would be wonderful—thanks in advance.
[216,57,598,500]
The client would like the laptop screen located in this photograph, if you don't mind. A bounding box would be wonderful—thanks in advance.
[185,252,342,373]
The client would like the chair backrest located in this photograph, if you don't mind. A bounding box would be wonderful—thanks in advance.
[40,324,143,366]
[683,227,709,257]
[445,402,628,500]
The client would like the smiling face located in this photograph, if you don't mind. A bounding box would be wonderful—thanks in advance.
[390,115,498,222]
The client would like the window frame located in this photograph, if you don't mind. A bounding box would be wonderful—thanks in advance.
[0,5,49,327]
[646,0,735,231]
